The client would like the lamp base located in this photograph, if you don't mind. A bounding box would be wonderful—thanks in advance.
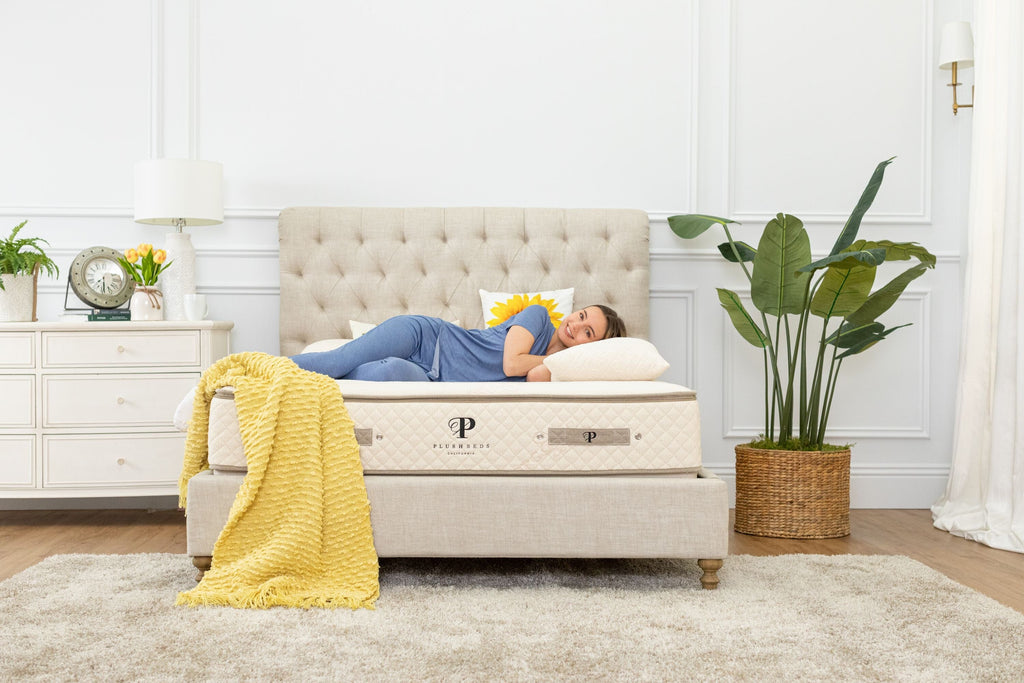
[162,232,196,321]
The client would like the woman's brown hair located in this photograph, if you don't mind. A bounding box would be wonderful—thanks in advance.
[592,304,627,339]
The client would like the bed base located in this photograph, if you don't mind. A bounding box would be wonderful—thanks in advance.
[186,469,729,589]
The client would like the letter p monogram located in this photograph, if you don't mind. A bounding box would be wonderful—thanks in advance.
[449,417,476,439]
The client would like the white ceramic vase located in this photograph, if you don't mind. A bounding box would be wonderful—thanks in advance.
[130,286,164,321]
[0,272,37,322]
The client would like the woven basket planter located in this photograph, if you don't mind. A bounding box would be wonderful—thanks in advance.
[734,445,851,539]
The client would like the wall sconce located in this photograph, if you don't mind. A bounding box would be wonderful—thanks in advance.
[939,21,974,115]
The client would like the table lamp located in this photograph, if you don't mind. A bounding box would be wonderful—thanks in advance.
[133,159,223,320]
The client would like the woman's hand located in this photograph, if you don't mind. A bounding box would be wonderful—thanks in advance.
[526,364,552,382]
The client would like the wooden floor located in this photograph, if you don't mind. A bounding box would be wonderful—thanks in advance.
[1,508,1021,613]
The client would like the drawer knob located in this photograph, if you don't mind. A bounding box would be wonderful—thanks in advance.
[117,345,126,353]
[116,396,126,405]
[116,458,126,466]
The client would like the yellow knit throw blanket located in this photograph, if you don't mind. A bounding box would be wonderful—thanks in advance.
[176,352,379,609]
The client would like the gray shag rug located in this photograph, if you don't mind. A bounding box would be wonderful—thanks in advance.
[1,553,1022,682]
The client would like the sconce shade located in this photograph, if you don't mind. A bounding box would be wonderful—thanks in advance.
[939,21,974,69]
[134,159,224,226]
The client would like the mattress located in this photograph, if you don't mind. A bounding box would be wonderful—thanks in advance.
[207,380,702,475]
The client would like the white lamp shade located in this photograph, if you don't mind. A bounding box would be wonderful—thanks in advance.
[134,159,224,226]
[939,21,974,70]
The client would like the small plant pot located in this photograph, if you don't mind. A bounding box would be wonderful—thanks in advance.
[130,286,164,321]
[0,271,38,322]
[733,444,851,539]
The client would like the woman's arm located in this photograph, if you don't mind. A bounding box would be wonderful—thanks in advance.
[502,324,548,378]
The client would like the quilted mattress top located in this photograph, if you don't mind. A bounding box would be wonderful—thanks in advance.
[207,380,702,475]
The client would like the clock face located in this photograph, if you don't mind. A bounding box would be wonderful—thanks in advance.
[68,246,136,309]
[85,259,125,295]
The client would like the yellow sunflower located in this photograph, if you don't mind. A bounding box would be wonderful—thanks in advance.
[486,293,564,328]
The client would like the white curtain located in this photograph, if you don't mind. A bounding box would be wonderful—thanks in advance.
[932,2,1024,553]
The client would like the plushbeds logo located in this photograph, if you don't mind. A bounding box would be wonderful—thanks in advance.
[448,417,475,439]
[434,416,490,455]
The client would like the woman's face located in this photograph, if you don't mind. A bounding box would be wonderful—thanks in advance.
[557,306,608,347]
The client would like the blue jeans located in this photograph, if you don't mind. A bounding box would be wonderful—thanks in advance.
[289,315,442,381]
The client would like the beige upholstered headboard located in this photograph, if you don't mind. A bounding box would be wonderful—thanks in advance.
[278,207,650,355]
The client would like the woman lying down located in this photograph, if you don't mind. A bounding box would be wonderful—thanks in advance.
[172,304,627,430]
[291,304,626,383]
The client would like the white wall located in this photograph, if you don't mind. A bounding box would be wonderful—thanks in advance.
[0,0,973,508]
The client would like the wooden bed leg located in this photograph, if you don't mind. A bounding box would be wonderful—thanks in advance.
[697,559,723,590]
[192,556,212,582]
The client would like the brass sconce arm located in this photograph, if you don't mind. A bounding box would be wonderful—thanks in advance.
[948,61,974,115]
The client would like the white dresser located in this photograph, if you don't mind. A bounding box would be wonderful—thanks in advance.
[0,320,232,500]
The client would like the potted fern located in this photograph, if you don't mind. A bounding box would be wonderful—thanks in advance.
[669,159,934,538]
[0,221,60,322]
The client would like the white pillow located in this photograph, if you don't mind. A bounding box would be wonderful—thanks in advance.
[480,288,574,328]
[543,337,669,381]
[349,320,376,338]
[301,338,350,353]
[349,318,461,338]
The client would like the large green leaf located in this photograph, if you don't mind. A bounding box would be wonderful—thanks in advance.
[825,321,884,348]
[810,263,876,318]
[667,214,738,240]
[829,158,894,256]
[835,323,912,359]
[717,240,757,262]
[717,288,766,347]
[751,213,811,316]
[844,263,930,327]
[861,240,937,268]
[799,247,887,273]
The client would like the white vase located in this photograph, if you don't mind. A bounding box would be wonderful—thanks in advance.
[130,286,164,321]
[0,272,37,322]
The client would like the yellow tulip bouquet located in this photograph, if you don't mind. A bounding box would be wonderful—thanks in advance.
[118,243,172,286]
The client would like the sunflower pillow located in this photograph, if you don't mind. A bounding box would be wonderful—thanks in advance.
[479,288,574,328]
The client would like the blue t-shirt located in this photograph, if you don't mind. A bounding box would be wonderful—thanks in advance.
[437,304,555,382]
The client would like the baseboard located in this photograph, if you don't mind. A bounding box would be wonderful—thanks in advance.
[0,496,180,511]
[706,464,949,509]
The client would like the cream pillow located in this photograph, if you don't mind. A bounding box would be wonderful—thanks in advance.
[349,320,376,338]
[349,318,460,338]
[543,337,669,381]
[480,288,574,328]
[301,339,350,353]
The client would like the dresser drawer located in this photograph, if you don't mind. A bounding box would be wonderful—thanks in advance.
[43,433,183,487]
[43,374,198,428]
[42,330,201,368]
[0,376,35,427]
[0,436,35,487]
[0,333,34,368]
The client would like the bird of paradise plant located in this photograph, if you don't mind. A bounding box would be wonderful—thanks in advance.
[668,158,935,450]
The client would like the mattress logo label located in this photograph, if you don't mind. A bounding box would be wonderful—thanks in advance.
[448,417,476,439]
[435,416,491,457]
[548,428,632,446]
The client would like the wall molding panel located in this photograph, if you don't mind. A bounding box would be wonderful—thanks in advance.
[721,289,932,440]
[726,0,934,226]
[649,286,697,389]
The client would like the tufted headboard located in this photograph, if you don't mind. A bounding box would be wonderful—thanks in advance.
[278,207,650,355]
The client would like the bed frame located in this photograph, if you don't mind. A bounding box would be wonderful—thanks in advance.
[186,207,728,588]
